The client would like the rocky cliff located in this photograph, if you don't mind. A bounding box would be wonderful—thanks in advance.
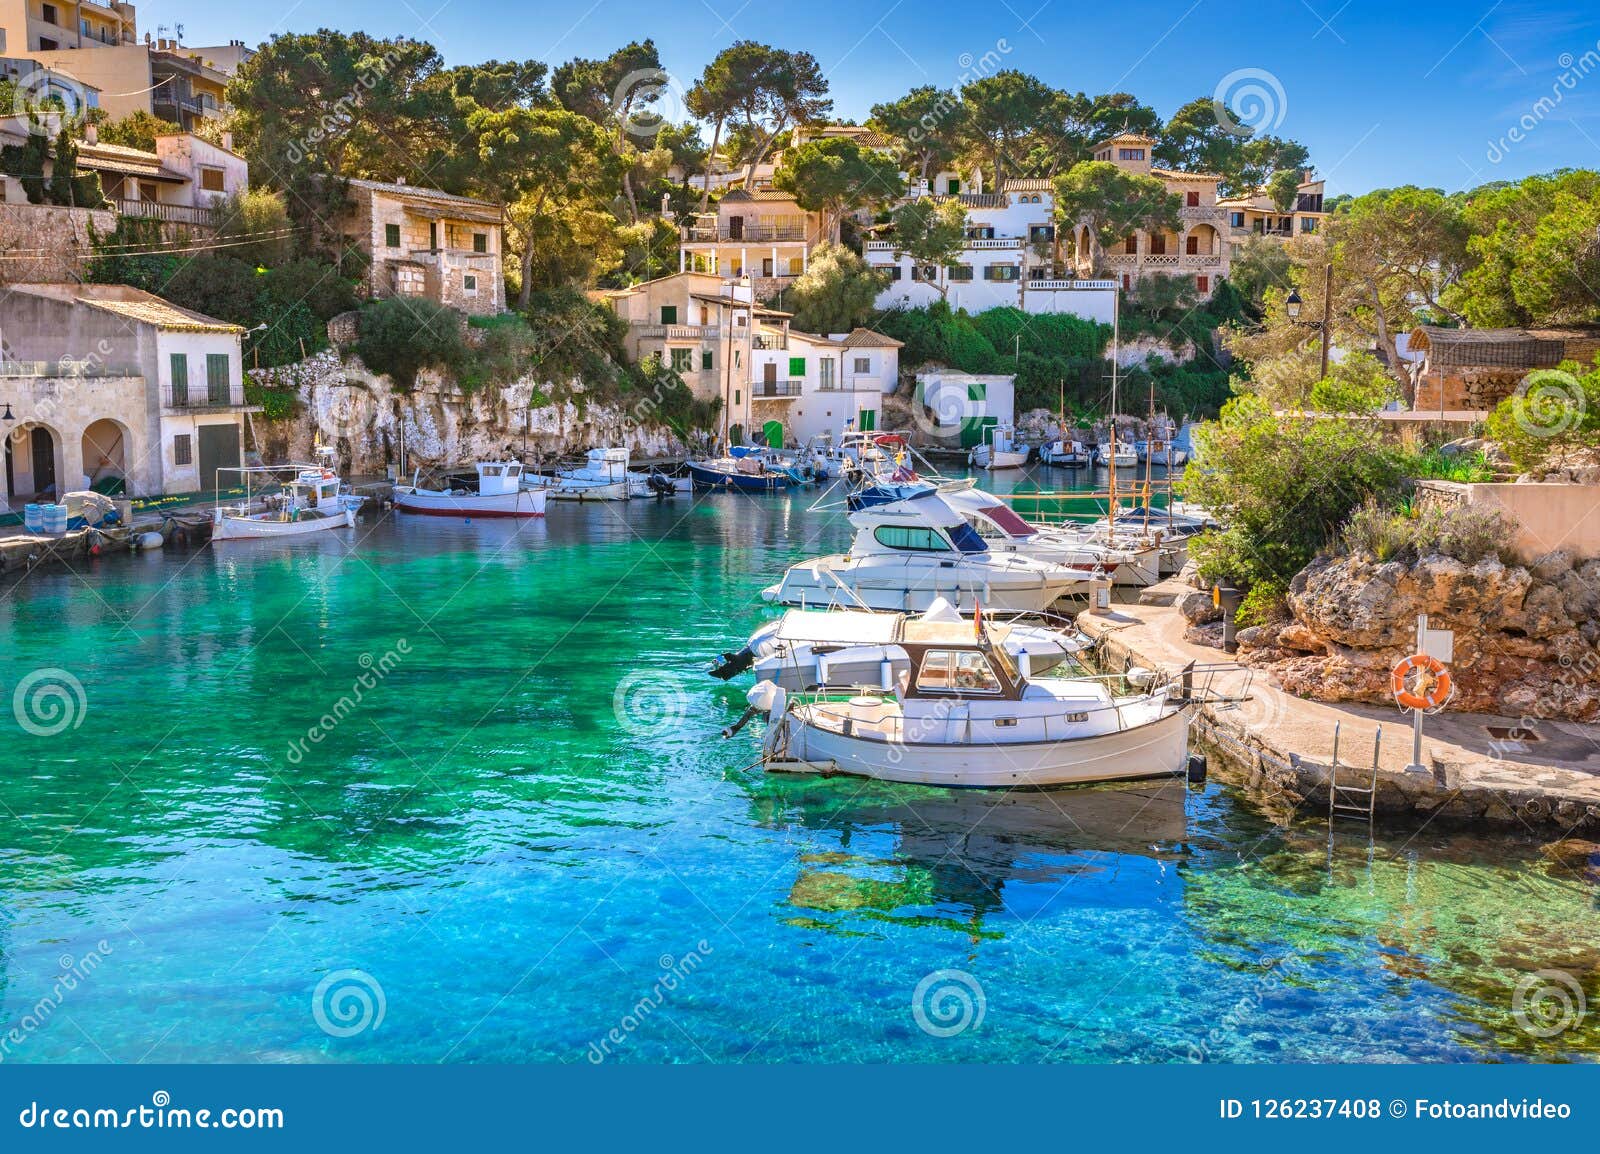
[1236,549,1600,722]
[248,351,691,475]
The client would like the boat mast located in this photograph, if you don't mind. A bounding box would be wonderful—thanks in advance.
[1108,290,1119,547]
[1144,381,1155,533]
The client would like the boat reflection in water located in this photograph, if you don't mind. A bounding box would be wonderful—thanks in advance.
[747,777,1189,938]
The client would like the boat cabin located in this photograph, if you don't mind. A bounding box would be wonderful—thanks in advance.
[847,491,990,556]
[476,461,526,496]
[287,469,343,509]
[895,623,1025,701]
[941,489,1041,543]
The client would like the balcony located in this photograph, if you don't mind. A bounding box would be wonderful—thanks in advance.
[116,199,218,229]
[966,238,1022,250]
[639,324,719,340]
[1178,205,1225,221]
[752,333,786,351]
[163,384,248,411]
[682,225,809,243]
[751,380,803,398]
[1024,279,1118,291]
[1181,253,1223,268]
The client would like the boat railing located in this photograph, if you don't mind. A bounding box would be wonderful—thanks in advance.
[797,685,1162,743]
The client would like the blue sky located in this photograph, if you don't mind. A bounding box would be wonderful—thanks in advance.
[151,0,1600,195]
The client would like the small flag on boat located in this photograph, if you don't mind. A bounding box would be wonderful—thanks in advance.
[974,602,983,639]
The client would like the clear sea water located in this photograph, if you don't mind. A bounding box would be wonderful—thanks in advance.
[1,469,1597,1064]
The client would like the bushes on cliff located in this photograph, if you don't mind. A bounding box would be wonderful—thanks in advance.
[356,297,467,389]
[1485,361,1600,472]
[1184,396,1404,588]
[1339,497,1514,566]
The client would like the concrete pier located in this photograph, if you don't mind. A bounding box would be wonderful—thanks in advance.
[1079,592,1600,834]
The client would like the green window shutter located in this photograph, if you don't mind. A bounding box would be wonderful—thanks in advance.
[206,353,230,404]
[473,233,488,253]
[967,383,987,401]
[385,223,400,248]
[701,350,713,371]
[788,356,805,378]
[948,178,960,194]
[661,305,677,324]
[671,348,692,371]
[170,352,188,405]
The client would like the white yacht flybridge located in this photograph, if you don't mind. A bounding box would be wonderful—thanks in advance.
[935,487,1165,587]
[761,489,1095,613]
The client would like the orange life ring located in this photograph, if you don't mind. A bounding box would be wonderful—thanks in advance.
[1392,654,1453,712]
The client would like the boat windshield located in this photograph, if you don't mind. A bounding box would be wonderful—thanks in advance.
[916,649,1003,695]
[946,521,989,555]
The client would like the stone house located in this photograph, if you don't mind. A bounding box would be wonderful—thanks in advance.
[1217,173,1327,255]
[678,189,825,300]
[1408,325,1600,411]
[0,283,254,505]
[749,326,902,446]
[339,178,505,317]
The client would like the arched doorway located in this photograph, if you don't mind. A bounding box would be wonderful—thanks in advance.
[1185,224,1221,257]
[4,422,60,504]
[81,418,129,495]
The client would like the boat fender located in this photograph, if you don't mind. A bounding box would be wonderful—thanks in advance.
[879,659,894,691]
[1187,753,1208,785]
[1016,649,1032,679]
[1126,666,1156,688]
[136,531,164,551]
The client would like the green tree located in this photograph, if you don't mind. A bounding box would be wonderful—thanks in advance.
[1265,167,1301,212]
[779,242,887,334]
[773,136,904,241]
[97,110,182,151]
[1227,234,1293,312]
[886,198,968,297]
[1485,361,1600,472]
[1053,159,1181,255]
[1308,350,1401,412]
[552,39,667,221]
[869,86,965,183]
[958,70,1056,187]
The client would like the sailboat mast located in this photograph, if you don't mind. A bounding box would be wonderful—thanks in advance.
[1108,291,1119,547]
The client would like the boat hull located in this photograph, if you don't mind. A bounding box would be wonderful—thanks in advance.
[394,488,547,517]
[686,462,796,492]
[213,508,356,540]
[762,557,1089,614]
[774,705,1191,787]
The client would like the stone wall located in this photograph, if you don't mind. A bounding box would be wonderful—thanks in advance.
[248,351,691,475]
[1412,366,1523,412]
[0,205,116,284]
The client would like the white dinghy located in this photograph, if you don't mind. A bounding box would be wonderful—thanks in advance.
[212,466,364,542]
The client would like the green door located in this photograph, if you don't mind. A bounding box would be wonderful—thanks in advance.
[763,420,784,448]
[960,415,997,450]
[197,424,241,492]
[857,409,876,432]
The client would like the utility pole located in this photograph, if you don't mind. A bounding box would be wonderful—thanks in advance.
[1320,259,1333,382]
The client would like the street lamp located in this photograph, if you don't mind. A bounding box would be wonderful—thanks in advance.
[1284,289,1302,319]
[1283,265,1333,380]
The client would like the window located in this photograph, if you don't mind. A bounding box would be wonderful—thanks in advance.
[660,305,677,325]
[464,274,478,295]
[79,18,88,35]
[1186,235,1199,255]
[854,356,871,374]
[873,525,951,552]
[42,4,59,26]
[173,434,192,466]
[914,265,938,282]
[701,350,713,371]
[819,359,834,389]
[916,650,1002,694]
[1229,212,1245,228]
[734,390,740,405]
[169,353,189,405]
[1118,147,1145,161]
[1196,276,1209,294]
[1124,235,1138,254]
[983,265,1019,281]
[947,264,973,281]
[1149,234,1167,255]
[206,354,230,404]
[886,266,902,281]
[385,223,401,248]
[788,356,806,378]
[1186,190,1200,207]
[473,232,488,253]
[39,38,58,50]
[788,257,802,276]
[199,167,226,193]
[1030,225,1054,241]
[671,348,693,372]
[1302,217,1319,233]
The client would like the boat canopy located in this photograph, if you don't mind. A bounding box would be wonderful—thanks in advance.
[975,502,1037,538]
[776,609,901,645]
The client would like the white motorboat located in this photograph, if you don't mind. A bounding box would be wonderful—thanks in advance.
[761,490,1095,613]
[711,599,1086,692]
[1039,438,1090,466]
[393,461,547,518]
[528,447,632,501]
[937,487,1164,587]
[970,424,1029,470]
[759,619,1193,787]
[211,466,364,542]
[1095,442,1138,468]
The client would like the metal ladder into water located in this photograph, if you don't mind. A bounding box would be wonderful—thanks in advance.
[1327,721,1382,827]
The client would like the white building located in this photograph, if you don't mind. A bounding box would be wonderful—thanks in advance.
[913,370,1016,450]
[750,326,902,444]
[865,179,1117,323]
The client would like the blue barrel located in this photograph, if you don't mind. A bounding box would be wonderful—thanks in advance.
[23,503,42,533]
[42,504,67,534]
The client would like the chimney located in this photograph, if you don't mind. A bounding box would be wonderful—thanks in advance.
[222,130,233,151]
[85,123,98,145]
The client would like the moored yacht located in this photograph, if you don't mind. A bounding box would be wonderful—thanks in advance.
[393,460,547,517]
[528,447,632,501]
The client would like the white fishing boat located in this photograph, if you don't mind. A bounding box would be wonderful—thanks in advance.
[1095,441,1138,468]
[1039,438,1090,466]
[761,490,1095,613]
[759,618,1193,787]
[528,447,632,501]
[970,423,1029,470]
[393,460,547,517]
[937,487,1164,587]
[711,598,1086,692]
[211,466,364,542]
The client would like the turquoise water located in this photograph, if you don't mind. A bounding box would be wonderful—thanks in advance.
[1,474,1598,1064]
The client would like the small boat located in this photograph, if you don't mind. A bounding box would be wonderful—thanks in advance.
[686,456,798,493]
[528,447,632,501]
[759,620,1193,787]
[1136,439,1189,468]
[710,598,1087,691]
[762,490,1094,613]
[938,486,1164,587]
[970,424,1029,470]
[393,460,546,517]
[1038,438,1089,466]
[1095,442,1138,468]
[212,466,364,542]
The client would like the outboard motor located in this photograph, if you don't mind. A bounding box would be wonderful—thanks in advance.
[709,646,756,681]
[647,471,675,498]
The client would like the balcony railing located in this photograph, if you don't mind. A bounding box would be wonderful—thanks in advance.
[1181,253,1223,267]
[682,225,809,243]
[1178,205,1224,221]
[966,238,1022,249]
[752,334,786,351]
[116,199,218,228]
[639,324,719,340]
[751,380,803,398]
[164,384,246,410]
[1024,279,1118,291]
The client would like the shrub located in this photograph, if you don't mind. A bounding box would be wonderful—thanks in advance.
[1338,497,1513,565]
[1400,446,1494,483]
[1484,361,1600,472]
[356,297,466,389]
[1308,350,1401,413]
[243,382,300,422]
[1235,578,1289,627]
[213,189,294,267]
